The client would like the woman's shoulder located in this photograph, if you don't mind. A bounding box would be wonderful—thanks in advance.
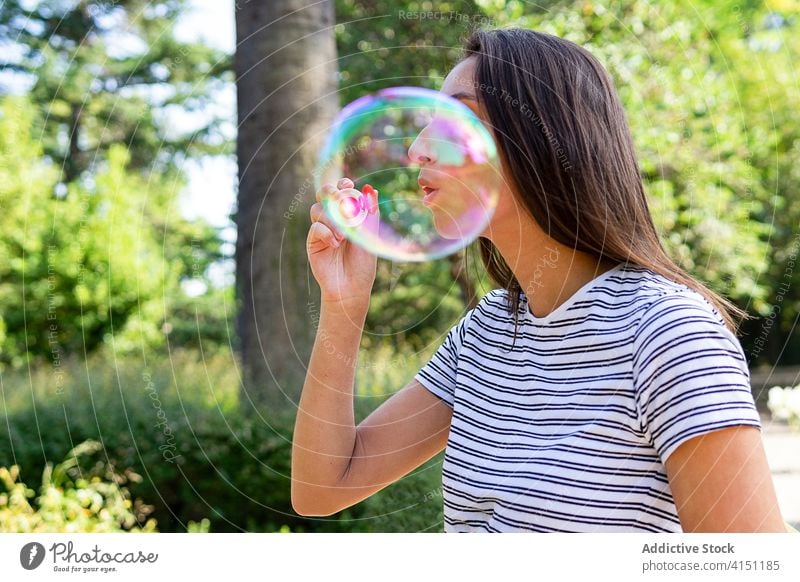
[473,287,525,319]
[449,288,522,337]
[634,267,721,307]
[606,263,725,324]
[478,287,513,308]
[623,279,733,350]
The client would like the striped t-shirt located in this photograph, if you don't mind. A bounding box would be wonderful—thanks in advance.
[415,262,761,532]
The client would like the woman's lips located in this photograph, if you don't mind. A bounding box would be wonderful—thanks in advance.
[422,186,440,205]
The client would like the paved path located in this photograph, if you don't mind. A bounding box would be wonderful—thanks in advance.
[760,415,800,530]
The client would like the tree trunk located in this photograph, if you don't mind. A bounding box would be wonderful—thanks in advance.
[64,104,82,184]
[235,0,338,416]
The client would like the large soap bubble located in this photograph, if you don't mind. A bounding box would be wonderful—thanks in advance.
[314,86,501,262]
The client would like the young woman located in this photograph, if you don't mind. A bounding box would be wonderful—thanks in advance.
[291,27,787,532]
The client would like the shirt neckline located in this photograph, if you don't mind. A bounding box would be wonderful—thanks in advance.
[519,262,626,325]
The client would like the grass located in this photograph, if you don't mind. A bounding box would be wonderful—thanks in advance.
[0,340,446,532]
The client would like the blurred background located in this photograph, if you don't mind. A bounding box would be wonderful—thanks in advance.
[1,0,799,533]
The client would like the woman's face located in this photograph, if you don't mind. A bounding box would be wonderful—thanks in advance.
[408,57,518,242]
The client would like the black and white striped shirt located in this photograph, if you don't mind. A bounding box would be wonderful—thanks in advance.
[415,262,761,532]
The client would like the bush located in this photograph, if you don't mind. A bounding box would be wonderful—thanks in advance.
[1,346,446,532]
[0,440,157,532]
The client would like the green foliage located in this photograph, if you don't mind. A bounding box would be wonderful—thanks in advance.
[1,346,445,532]
[0,96,230,366]
[0,97,156,364]
[335,0,477,101]
[0,0,232,365]
[0,0,232,182]
[0,440,158,533]
[364,257,469,345]
[164,285,237,351]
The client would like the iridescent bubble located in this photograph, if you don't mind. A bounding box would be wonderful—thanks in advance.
[313,86,501,262]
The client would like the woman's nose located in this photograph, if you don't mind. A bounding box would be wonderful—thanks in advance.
[407,128,437,165]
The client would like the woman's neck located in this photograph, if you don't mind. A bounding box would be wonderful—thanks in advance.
[489,223,619,319]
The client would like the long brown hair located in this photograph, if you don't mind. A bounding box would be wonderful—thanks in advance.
[462,28,746,333]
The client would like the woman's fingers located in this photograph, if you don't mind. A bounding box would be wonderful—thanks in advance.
[362,187,380,234]
[316,177,354,203]
[310,202,345,241]
[317,178,355,202]
[336,177,354,190]
[316,182,338,204]
[307,220,340,252]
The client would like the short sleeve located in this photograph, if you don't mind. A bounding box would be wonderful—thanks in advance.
[632,292,761,464]
[414,308,475,408]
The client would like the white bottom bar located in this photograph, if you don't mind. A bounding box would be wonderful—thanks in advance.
[1,533,798,581]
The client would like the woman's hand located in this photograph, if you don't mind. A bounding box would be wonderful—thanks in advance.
[307,177,378,312]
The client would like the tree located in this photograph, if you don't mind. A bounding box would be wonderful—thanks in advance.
[235,0,339,414]
[0,0,234,363]
[0,0,230,183]
[0,97,173,366]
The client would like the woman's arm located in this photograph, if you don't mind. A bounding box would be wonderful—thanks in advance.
[290,298,454,517]
[292,176,379,516]
[291,299,365,515]
[292,294,452,516]
[665,425,787,532]
[292,176,454,517]
[632,293,787,532]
